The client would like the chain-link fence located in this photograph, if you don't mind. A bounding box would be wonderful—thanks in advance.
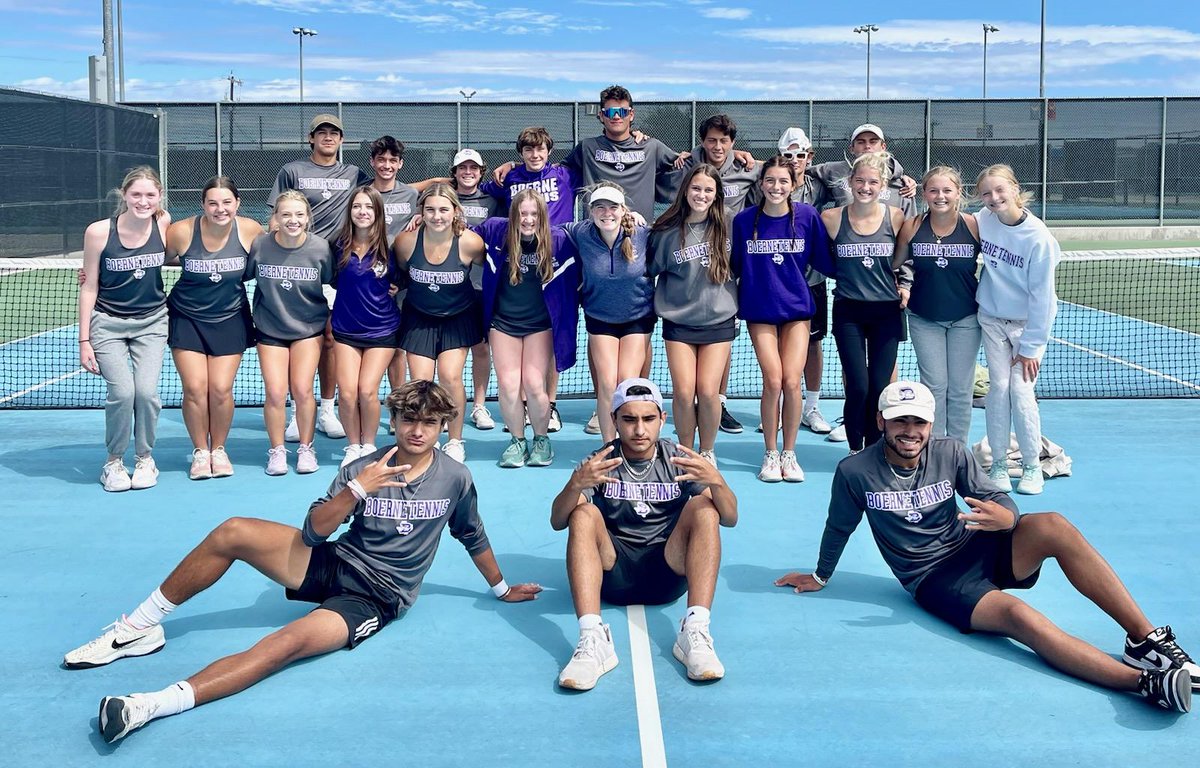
[0,88,162,258]
[127,97,1200,227]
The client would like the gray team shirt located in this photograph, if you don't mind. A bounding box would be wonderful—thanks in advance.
[582,439,705,548]
[304,447,491,610]
[377,182,420,241]
[245,233,333,340]
[648,226,737,326]
[269,158,370,239]
[565,135,679,220]
[815,437,1018,593]
[666,146,762,216]
[809,156,916,217]
[457,188,503,290]
[793,177,831,285]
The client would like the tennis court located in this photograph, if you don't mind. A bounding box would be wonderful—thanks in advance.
[0,240,1198,765]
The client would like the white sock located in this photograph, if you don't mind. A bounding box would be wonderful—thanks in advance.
[719,394,728,405]
[684,605,711,626]
[578,613,603,632]
[804,390,820,414]
[143,681,195,719]
[320,398,336,414]
[126,588,177,630]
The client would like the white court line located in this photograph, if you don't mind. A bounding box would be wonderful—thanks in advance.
[1050,337,1200,393]
[0,368,87,405]
[627,605,668,768]
[0,324,76,349]
[1058,299,1200,341]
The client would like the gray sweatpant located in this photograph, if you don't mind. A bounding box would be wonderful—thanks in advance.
[91,306,168,458]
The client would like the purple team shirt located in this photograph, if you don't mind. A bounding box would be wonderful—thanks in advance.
[731,203,835,324]
[482,164,578,225]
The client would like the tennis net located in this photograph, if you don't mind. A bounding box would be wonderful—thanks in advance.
[2,249,1198,408]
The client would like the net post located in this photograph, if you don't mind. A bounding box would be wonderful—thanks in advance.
[214,102,222,177]
[924,100,932,173]
[157,108,168,210]
[337,102,344,163]
[455,101,462,151]
[1039,98,1048,220]
[1159,97,1168,227]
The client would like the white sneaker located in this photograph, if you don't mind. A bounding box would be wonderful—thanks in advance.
[130,456,158,490]
[758,450,782,482]
[802,408,833,434]
[558,624,619,691]
[265,445,288,476]
[583,411,601,435]
[64,618,165,669]
[188,448,212,481]
[340,444,364,468]
[442,438,466,463]
[780,450,805,482]
[826,422,847,443]
[296,442,319,474]
[672,620,725,681]
[547,403,562,433]
[988,464,1013,493]
[99,693,160,744]
[471,404,495,430]
[317,408,346,439]
[284,414,300,443]
[100,459,131,492]
[210,446,234,478]
[1016,464,1044,495]
[700,450,717,467]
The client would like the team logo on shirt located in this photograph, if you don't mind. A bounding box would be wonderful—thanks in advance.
[634,501,651,518]
[980,240,1025,269]
[904,511,923,523]
[133,268,146,280]
[372,261,387,278]
[321,189,333,201]
[936,256,949,269]
[396,521,414,536]
[281,279,293,291]
[209,271,223,283]
[614,161,626,171]
[385,215,394,225]
[772,253,785,265]
[428,284,440,292]
[865,480,955,519]
[861,256,875,269]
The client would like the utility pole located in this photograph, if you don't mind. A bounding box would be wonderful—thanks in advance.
[226,71,243,101]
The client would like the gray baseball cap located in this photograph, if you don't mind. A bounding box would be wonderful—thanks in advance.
[612,377,664,414]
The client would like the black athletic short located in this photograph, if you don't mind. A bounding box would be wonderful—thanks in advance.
[168,306,255,356]
[256,330,323,348]
[914,529,1040,633]
[662,317,738,345]
[601,535,687,606]
[399,305,483,359]
[332,329,400,349]
[585,313,657,339]
[808,280,828,343]
[286,542,399,649]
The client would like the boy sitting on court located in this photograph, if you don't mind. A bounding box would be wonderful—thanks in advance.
[550,378,738,690]
[481,126,578,225]
[776,381,1198,713]
[64,380,542,743]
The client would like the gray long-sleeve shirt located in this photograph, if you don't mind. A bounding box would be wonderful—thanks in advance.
[269,158,371,240]
[808,156,916,217]
[303,447,491,611]
[648,225,737,326]
[815,437,1018,593]
[245,233,333,340]
[564,135,678,220]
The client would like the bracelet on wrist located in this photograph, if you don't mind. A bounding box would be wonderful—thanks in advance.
[811,573,828,587]
[491,578,511,599]
[346,478,367,501]
[78,339,90,343]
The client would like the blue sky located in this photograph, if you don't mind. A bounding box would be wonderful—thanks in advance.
[1,0,1196,102]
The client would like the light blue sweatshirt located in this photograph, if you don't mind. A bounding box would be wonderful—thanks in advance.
[975,207,1061,359]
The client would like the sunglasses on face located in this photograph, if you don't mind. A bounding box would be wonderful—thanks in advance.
[601,107,632,119]
[781,150,813,160]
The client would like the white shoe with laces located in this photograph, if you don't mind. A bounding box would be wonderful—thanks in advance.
[130,456,158,490]
[442,438,466,463]
[188,449,212,481]
[989,463,1013,493]
[210,446,234,477]
[825,421,847,443]
[699,450,717,467]
[296,443,319,474]
[802,408,833,434]
[100,459,131,492]
[780,450,805,482]
[340,444,364,468]
[672,620,725,681]
[471,404,495,430]
[64,618,165,669]
[265,445,288,476]
[758,450,782,482]
[317,408,346,439]
[284,414,300,443]
[558,624,618,691]
[99,693,160,744]
[583,411,601,435]
[1016,464,1044,495]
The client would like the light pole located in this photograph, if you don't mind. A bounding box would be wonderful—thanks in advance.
[458,90,476,147]
[853,25,879,99]
[1039,0,1046,97]
[292,27,317,101]
[982,24,999,98]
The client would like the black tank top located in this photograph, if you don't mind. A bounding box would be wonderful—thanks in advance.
[831,205,899,303]
[95,217,167,318]
[907,214,980,322]
[168,218,250,322]
[405,229,475,317]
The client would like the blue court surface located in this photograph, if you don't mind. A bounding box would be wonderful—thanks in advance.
[1,396,1197,767]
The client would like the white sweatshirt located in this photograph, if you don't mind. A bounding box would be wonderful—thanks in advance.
[975,207,1061,359]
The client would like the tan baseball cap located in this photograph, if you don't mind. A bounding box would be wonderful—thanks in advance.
[308,114,343,134]
[879,381,935,422]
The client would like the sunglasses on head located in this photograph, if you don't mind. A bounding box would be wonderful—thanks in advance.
[781,150,812,160]
[601,107,632,119]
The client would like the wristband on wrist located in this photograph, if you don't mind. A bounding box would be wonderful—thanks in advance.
[811,573,828,587]
[79,339,90,343]
[491,578,511,599]
[346,478,367,501]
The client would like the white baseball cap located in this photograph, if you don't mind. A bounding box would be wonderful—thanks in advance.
[452,148,484,168]
[851,123,885,142]
[612,377,664,414]
[589,186,626,207]
[777,127,812,153]
[879,381,935,422]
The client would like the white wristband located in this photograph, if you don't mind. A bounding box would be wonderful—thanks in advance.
[347,479,367,501]
[811,573,828,587]
[491,578,510,599]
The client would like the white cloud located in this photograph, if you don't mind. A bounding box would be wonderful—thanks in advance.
[700,8,751,20]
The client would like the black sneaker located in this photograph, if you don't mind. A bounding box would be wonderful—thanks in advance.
[719,404,743,434]
[1136,669,1192,713]
[1125,626,1200,689]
